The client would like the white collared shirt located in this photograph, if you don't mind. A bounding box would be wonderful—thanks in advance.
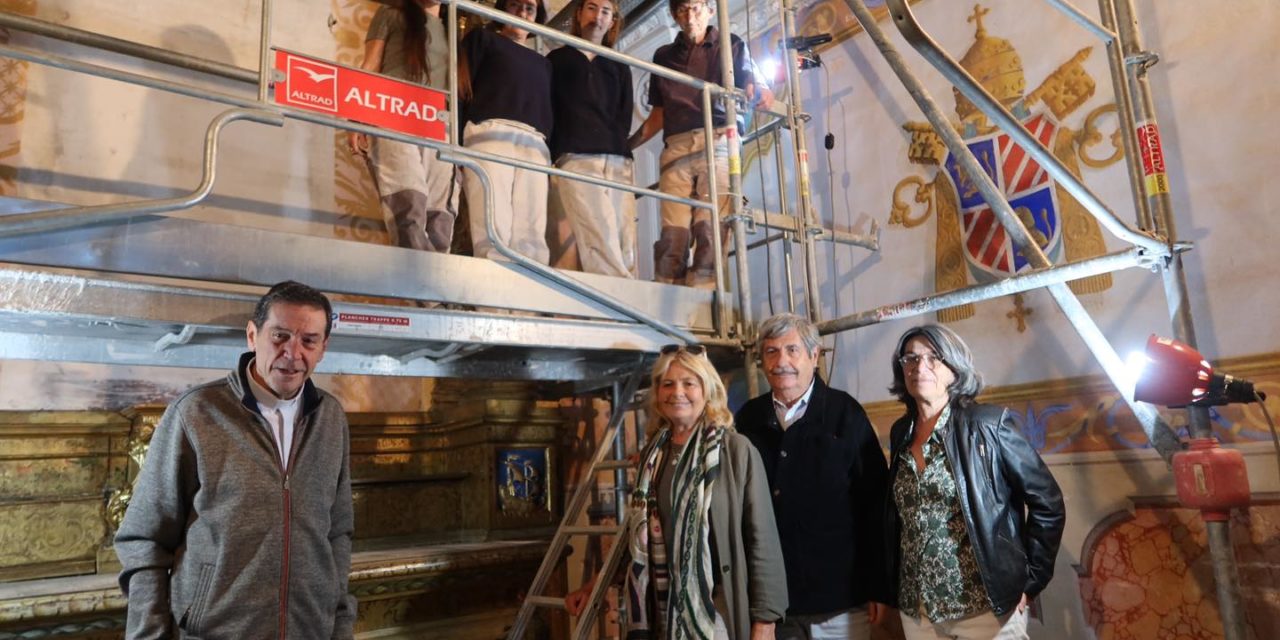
[246,359,301,469]
[772,378,816,431]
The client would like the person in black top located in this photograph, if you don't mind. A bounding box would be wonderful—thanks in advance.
[546,0,637,278]
[458,0,554,263]
[734,313,890,640]
[628,0,771,288]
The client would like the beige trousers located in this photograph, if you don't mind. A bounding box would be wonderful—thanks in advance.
[655,127,732,288]
[899,608,1029,640]
[369,137,460,252]
[550,153,637,278]
[462,119,550,264]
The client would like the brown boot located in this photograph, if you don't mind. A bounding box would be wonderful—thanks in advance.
[653,226,691,284]
[425,209,456,253]
[687,220,720,289]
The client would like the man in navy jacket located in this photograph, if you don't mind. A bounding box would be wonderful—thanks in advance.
[735,313,890,639]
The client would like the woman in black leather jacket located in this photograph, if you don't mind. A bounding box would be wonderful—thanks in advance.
[884,324,1065,640]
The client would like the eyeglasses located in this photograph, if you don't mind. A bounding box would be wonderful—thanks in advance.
[672,2,708,17]
[899,352,944,370]
[660,344,707,357]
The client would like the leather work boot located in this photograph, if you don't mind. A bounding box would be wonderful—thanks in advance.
[653,226,691,284]
[687,219,721,289]
[425,209,457,253]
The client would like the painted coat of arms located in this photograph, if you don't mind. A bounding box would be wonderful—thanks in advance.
[497,447,550,514]
[891,4,1126,329]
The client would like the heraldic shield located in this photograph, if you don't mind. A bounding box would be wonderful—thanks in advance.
[943,113,1064,281]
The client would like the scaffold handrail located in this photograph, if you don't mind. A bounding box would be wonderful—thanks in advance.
[815,247,1159,334]
[0,109,282,238]
[1042,0,1117,41]
[0,11,258,84]
[0,51,698,343]
[443,151,699,344]
[445,0,743,100]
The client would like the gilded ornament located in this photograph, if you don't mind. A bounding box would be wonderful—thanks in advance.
[889,176,935,228]
[1078,104,1125,169]
[1006,293,1034,332]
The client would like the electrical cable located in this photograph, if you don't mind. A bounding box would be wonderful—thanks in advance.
[1256,392,1280,482]
[821,60,844,381]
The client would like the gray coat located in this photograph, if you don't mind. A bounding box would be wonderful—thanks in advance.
[710,431,789,639]
[115,353,356,639]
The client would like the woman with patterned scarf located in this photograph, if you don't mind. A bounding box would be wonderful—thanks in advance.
[566,345,788,639]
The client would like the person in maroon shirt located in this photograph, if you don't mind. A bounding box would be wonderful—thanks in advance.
[628,0,771,288]
[546,0,637,278]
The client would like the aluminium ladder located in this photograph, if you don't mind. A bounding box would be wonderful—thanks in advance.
[508,365,648,640]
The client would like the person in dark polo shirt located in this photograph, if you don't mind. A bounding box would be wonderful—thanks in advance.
[628,0,771,288]
[547,0,637,278]
[735,313,890,640]
[458,0,553,264]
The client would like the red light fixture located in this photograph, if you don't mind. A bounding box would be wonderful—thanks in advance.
[1133,335,1263,407]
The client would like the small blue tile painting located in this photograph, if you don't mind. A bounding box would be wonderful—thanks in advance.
[497,447,550,514]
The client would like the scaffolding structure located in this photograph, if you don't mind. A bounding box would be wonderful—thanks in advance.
[0,0,1251,637]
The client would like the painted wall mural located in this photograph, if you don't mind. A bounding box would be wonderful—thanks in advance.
[890,4,1118,329]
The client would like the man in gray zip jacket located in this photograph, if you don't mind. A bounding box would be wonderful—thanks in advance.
[116,281,355,639]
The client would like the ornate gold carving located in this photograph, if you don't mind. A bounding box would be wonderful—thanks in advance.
[1006,293,1034,332]
[0,501,104,573]
[1078,104,1125,169]
[105,409,160,533]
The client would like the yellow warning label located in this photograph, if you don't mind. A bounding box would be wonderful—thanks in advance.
[1144,173,1169,196]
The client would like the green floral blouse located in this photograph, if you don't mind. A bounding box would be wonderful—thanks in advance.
[893,404,990,621]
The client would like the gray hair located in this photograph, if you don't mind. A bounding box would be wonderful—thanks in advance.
[757,313,821,356]
[888,323,984,411]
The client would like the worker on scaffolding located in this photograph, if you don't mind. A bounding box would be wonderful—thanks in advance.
[458,0,554,264]
[628,0,771,288]
[547,0,638,278]
[349,0,460,254]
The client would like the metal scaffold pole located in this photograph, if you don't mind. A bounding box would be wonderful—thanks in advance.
[1107,0,1248,637]
[712,0,760,398]
[778,0,825,323]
